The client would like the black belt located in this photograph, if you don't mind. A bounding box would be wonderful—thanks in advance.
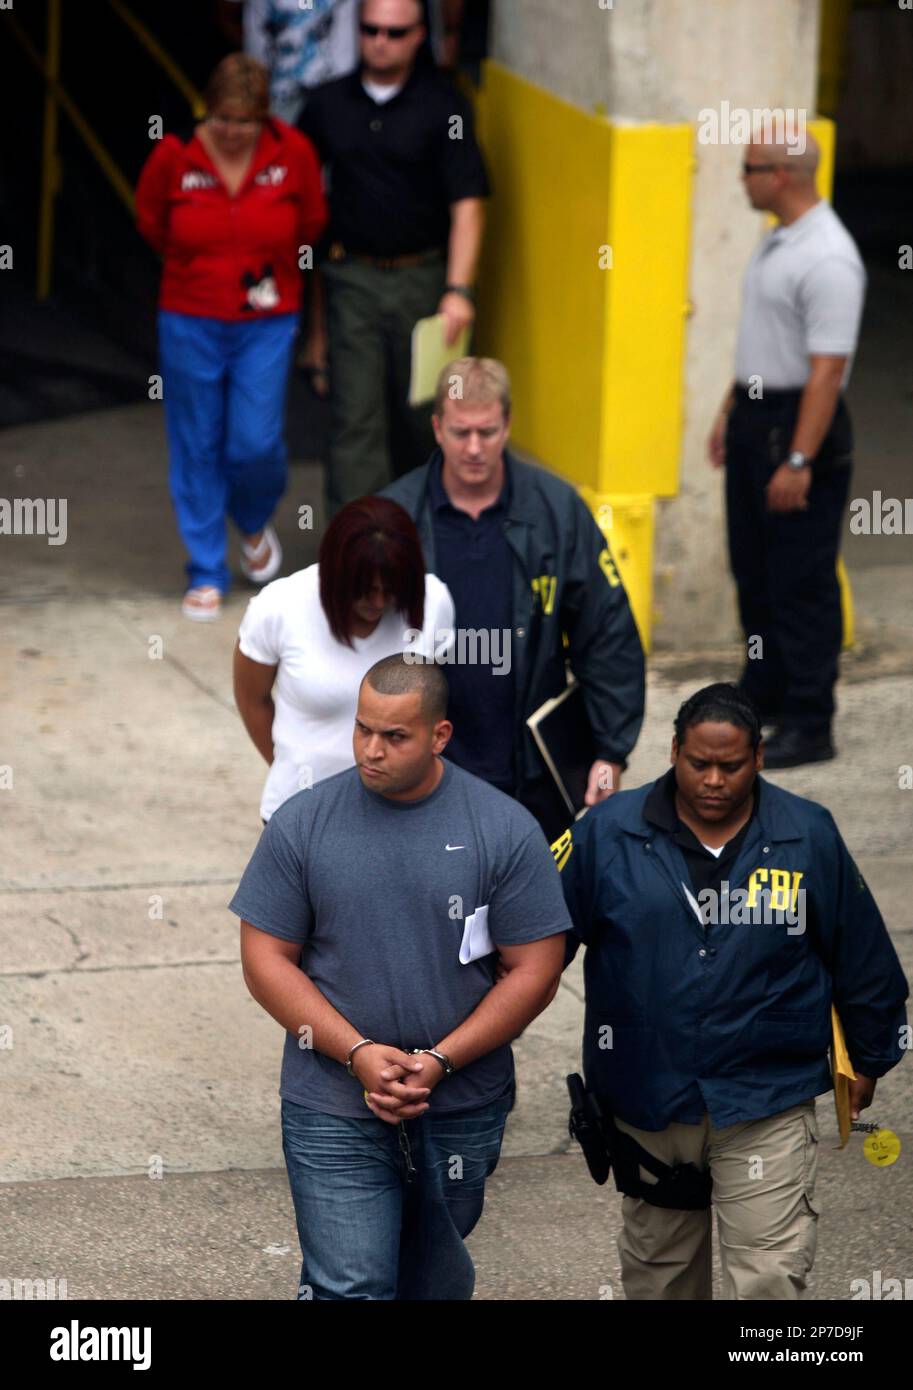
[734,383,804,404]
[326,242,445,270]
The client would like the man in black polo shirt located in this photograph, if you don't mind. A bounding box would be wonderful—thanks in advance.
[300,0,489,513]
[382,357,645,842]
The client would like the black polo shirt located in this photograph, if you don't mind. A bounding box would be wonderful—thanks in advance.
[644,768,759,902]
[299,65,490,258]
[429,457,515,790]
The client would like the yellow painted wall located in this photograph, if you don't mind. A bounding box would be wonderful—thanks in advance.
[474,62,691,499]
[473,64,614,486]
[472,62,690,650]
[599,123,691,496]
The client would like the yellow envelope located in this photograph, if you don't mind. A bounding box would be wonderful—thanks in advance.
[408,314,472,407]
[831,1005,856,1148]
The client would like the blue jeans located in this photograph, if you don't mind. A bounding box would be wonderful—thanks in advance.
[158,310,298,592]
[281,1092,512,1300]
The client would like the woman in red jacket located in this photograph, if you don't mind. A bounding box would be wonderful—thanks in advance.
[136,54,327,621]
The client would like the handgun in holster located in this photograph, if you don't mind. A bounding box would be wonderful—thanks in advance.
[566,1073,712,1211]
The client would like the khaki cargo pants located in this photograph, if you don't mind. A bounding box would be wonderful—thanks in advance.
[615,1099,819,1300]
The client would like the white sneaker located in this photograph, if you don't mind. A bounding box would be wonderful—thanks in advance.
[240,524,283,584]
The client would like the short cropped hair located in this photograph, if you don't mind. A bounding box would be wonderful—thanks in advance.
[205,53,270,120]
[673,683,762,751]
[360,0,424,22]
[318,497,426,647]
[364,654,449,724]
[433,357,511,420]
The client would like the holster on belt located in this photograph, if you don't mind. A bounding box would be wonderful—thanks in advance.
[566,1073,712,1210]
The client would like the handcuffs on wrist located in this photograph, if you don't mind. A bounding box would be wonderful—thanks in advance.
[347,1038,454,1090]
[407,1046,454,1077]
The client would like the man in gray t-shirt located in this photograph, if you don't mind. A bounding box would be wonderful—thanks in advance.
[708,130,865,770]
[230,654,569,1300]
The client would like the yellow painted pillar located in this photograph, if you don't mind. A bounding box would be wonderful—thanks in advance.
[473,62,691,650]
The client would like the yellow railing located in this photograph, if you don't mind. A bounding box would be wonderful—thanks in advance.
[7,0,205,300]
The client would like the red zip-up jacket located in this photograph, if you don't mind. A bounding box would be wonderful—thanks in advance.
[135,118,327,320]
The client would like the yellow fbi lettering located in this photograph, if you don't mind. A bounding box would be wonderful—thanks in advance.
[598,547,621,587]
[745,867,804,912]
[531,574,557,615]
[551,828,573,872]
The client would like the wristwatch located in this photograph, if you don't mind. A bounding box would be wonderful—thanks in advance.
[443,284,475,305]
[410,1047,454,1077]
[786,450,808,471]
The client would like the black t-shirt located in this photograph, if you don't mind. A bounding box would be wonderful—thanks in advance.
[299,65,490,256]
[644,767,758,901]
[429,458,516,790]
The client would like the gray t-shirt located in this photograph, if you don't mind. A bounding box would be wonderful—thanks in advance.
[229,761,570,1117]
[734,199,866,390]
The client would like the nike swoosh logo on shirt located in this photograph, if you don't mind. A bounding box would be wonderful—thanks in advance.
[445,844,466,851]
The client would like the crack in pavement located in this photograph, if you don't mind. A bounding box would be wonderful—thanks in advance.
[43,911,90,965]
[0,876,241,895]
[1,957,240,980]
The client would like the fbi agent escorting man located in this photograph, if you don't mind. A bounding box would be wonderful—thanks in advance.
[557,683,907,1300]
[300,0,489,512]
[383,357,645,842]
[708,131,866,768]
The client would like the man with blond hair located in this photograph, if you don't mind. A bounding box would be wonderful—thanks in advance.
[708,130,866,768]
[382,357,645,841]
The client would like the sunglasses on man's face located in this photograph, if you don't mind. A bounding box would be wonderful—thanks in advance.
[742,163,783,176]
[360,21,417,39]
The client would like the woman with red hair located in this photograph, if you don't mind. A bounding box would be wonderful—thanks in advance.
[233,497,453,820]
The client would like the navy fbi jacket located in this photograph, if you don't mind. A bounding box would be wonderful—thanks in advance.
[382,450,645,794]
[556,774,909,1131]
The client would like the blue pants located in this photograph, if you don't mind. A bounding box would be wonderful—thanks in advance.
[158,310,298,592]
[281,1092,512,1300]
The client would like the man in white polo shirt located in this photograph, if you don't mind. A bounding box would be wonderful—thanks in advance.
[708,131,865,769]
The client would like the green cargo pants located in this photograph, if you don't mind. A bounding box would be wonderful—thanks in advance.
[321,255,448,515]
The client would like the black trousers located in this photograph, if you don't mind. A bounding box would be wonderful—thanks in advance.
[724,388,853,735]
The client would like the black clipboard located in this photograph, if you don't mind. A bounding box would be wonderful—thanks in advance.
[526,680,596,819]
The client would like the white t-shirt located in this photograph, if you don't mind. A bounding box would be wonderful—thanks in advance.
[361,79,404,104]
[699,842,726,859]
[238,564,454,820]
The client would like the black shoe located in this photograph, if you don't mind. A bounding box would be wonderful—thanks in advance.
[763,727,835,769]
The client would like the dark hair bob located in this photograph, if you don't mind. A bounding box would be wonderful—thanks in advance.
[318,497,426,647]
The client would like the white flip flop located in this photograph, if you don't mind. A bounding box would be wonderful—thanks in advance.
[182,586,222,622]
[240,524,283,584]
